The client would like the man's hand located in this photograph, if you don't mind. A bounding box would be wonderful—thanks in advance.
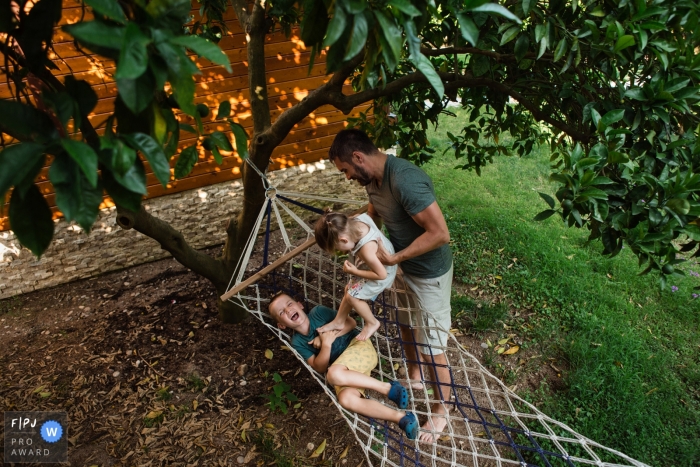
[376,238,398,266]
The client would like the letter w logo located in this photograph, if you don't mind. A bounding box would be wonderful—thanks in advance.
[46,427,58,437]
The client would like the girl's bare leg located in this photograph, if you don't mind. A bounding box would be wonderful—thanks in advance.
[347,295,380,341]
[316,295,352,333]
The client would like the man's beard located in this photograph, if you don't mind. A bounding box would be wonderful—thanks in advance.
[351,162,372,186]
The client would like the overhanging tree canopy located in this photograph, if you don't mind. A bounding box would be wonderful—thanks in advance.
[1,0,698,319]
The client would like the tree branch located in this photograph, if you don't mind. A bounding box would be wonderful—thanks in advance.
[116,206,228,289]
[420,46,553,62]
[231,0,251,29]
[264,54,363,148]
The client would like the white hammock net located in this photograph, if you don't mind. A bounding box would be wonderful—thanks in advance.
[222,170,648,467]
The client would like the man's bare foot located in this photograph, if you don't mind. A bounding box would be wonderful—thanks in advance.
[418,406,450,443]
[407,364,424,390]
[356,319,380,341]
[317,318,345,334]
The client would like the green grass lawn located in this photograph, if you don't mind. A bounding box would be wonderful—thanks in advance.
[425,107,700,466]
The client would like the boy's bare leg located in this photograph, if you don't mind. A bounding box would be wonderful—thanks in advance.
[327,365,404,423]
[399,325,424,389]
[348,296,380,341]
[317,295,352,333]
[418,351,452,444]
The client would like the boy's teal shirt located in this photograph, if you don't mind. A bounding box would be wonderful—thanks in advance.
[290,305,359,364]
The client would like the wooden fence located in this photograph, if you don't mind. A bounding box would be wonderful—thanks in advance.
[0,0,368,231]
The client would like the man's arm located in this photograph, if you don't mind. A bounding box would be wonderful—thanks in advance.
[367,203,382,228]
[376,201,450,266]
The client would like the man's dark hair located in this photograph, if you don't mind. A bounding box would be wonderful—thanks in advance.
[328,129,378,163]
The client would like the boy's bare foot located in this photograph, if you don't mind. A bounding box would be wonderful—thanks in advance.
[418,406,450,443]
[317,318,345,334]
[355,319,380,341]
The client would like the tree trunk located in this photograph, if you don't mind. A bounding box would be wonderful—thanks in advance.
[218,0,273,323]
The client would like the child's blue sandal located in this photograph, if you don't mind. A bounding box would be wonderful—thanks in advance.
[388,381,408,409]
[399,412,418,440]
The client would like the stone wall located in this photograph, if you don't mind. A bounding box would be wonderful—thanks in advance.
[0,161,364,300]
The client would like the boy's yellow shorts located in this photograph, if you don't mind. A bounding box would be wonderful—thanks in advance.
[330,338,378,396]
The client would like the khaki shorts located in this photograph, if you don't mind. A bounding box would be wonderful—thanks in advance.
[393,264,453,355]
[331,338,378,396]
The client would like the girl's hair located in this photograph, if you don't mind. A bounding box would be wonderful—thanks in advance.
[314,210,362,253]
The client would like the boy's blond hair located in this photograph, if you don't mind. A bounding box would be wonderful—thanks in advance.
[268,291,291,321]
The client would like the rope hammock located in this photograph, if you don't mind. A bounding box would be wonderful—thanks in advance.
[220,160,649,467]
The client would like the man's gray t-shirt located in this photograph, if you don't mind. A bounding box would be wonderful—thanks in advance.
[366,155,452,278]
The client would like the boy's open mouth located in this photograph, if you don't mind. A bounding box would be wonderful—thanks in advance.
[290,312,299,321]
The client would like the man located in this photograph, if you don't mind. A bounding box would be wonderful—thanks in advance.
[328,129,453,443]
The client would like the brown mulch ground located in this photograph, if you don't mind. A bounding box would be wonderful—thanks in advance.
[0,246,364,467]
[0,244,560,466]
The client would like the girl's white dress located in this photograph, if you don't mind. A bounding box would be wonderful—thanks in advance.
[347,213,398,301]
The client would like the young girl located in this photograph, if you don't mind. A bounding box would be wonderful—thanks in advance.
[314,210,398,341]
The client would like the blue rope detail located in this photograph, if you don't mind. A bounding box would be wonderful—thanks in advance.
[262,201,272,267]
[277,194,325,214]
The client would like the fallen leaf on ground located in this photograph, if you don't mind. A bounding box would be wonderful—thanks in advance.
[265,349,273,359]
[502,345,520,355]
[310,439,326,458]
[338,445,349,459]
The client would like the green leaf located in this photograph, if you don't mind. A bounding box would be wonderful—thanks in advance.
[64,76,98,131]
[613,35,635,53]
[211,146,223,164]
[539,192,555,209]
[9,184,53,257]
[624,88,646,100]
[553,38,568,62]
[174,146,198,179]
[537,37,547,59]
[456,13,479,46]
[0,100,58,144]
[410,54,444,98]
[535,24,545,43]
[103,154,147,196]
[83,0,127,23]
[375,11,402,64]
[115,23,151,80]
[169,35,232,73]
[63,21,124,49]
[102,169,143,213]
[388,0,421,16]
[667,199,691,216]
[60,139,98,188]
[500,25,520,45]
[601,109,625,126]
[145,0,191,19]
[590,108,601,128]
[49,153,102,232]
[0,143,45,202]
[513,34,529,62]
[344,13,368,60]
[216,100,231,120]
[210,131,233,151]
[228,121,249,159]
[323,6,347,47]
[471,3,521,23]
[112,139,137,176]
[116,71,155,115]
[123,133,171,186]
[522,0,532,15]
[179,123,198,134]
[534,209,556,221]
